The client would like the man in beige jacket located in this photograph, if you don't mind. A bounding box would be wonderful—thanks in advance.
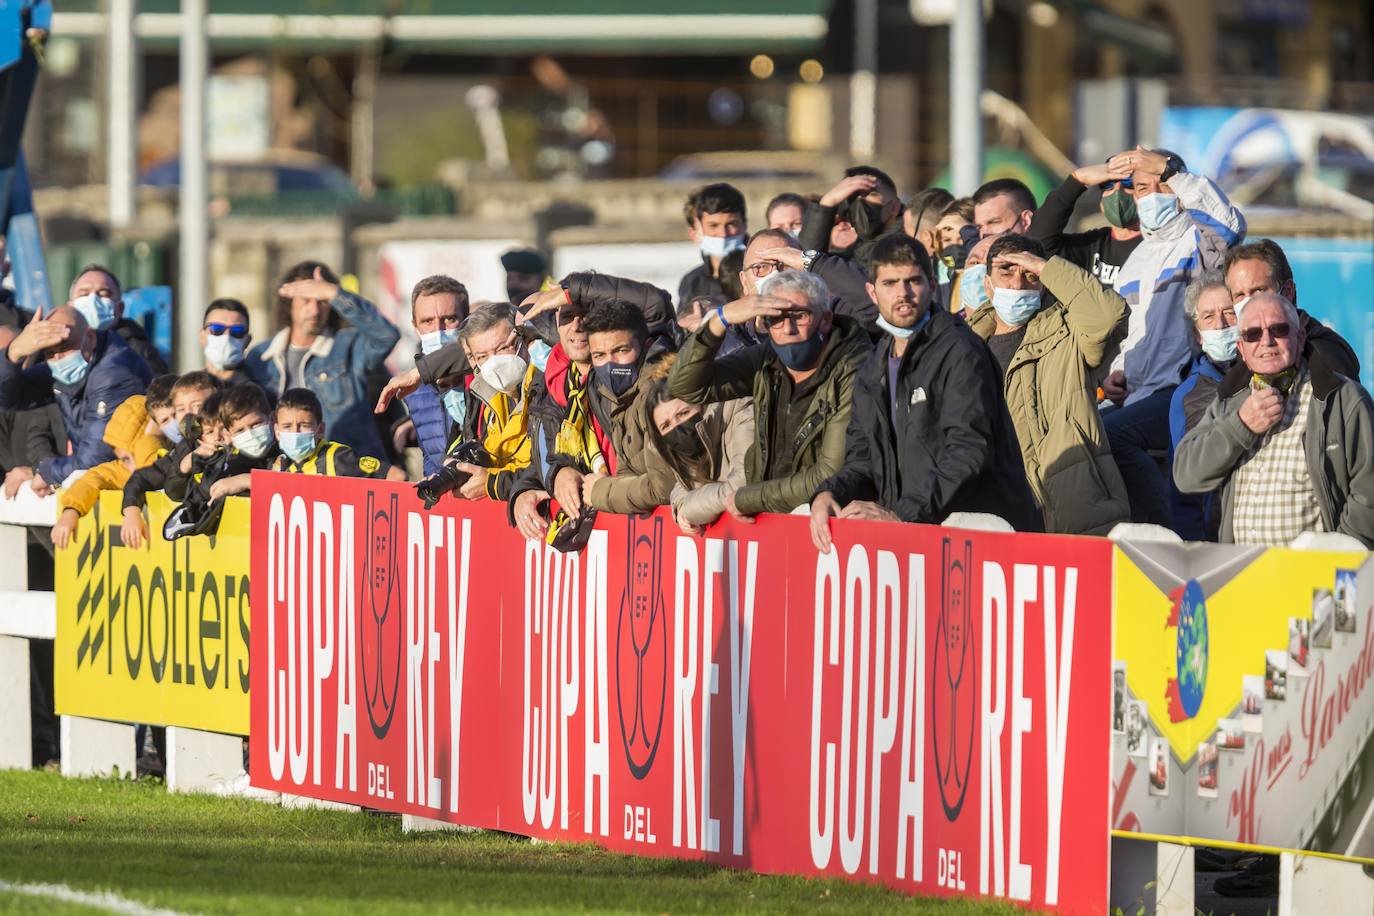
[965,234,1131,534]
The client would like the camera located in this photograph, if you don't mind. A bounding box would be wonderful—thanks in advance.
[179,413,204,448]
[414,440,491,509]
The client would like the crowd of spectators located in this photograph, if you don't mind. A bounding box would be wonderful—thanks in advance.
[6,147,1372,569]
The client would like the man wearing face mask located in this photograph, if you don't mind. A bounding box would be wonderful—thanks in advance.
[546,301,678,516]
[677,183,748,311]
[199,298,256,386]
[669,270,871,518]
[1100,147,1246,531]
[964,234,1130,534]
[67,264,168,373]
[949,236,994,317]
[808,236,1038,551]
[398,275,469,477]
[1029,162,1143,287]
[903,188,956,307]
[1170,274,1238,541]
[0,303,152,495]
[448,303,539,502]
[797,166,904,271]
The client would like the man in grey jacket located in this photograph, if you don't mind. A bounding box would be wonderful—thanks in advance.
[1174,292,1374,547]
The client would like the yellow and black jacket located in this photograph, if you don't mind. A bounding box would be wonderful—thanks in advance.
[272,440,389,478]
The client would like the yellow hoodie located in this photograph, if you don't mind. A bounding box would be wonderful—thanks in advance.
[59,396,167,517]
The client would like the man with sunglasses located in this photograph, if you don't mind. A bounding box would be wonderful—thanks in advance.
[668,269,871,519]
[1175,292,1374,547]
[199,299,255,386]
[1029,163,1142,287]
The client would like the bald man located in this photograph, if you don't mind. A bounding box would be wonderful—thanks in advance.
[0,304,152,494]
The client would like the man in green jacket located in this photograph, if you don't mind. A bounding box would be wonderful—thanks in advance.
[667,270,871,518]
[1174,292,1374,547]
[965,234,1131,535]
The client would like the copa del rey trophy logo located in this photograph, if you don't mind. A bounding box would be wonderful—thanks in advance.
[933,537,976,821]
[615,515,668,780]
[362,489,403,740]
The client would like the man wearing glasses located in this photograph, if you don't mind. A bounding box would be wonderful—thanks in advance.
[1174,292,1374,548]
[198,298,255,386]
[667,269,871,519]
[1029,162,1142,287]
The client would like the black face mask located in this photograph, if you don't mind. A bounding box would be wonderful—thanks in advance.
[662,422,706,460]
[594,361,639,397]
[844,197,888,242]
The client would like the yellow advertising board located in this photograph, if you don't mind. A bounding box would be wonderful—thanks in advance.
[55,491,251,735]
[1112,540,1374,857]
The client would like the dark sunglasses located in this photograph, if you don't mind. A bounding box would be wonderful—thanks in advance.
[557,306,586,326]
[1099,176,1134,191]
[205,323,248,338]
[1240,322,1291,344]
[763,309,814,328]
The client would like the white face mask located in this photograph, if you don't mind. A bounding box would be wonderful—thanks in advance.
[204,333,246,370]
[699,234,746,259]
[231,423,274,458]
[479,353,529,395]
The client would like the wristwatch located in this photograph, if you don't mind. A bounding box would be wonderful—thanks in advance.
[1160,155,1185,183]
[801,249,820,272]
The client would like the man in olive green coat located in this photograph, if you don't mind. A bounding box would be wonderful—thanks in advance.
[965,234,1131,534]
[667,269,871,518]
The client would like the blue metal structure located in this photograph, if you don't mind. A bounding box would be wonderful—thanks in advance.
[0,1,51,314]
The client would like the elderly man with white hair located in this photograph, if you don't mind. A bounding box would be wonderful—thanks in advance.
[1174,291,1374,547]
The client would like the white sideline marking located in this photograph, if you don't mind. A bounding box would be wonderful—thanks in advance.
[1344,793,1374,859]
[0,879,193,915]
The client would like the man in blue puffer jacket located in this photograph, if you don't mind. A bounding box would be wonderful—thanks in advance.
[0,303,151,495]
[247,261,401,460]
[400,275,469,476]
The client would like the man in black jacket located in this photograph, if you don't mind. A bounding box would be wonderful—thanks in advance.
[678,183,748,310]
[797,165,904,271]
[810,234,1039,551]
[1029,163,1142,287]
[67,264,168,373]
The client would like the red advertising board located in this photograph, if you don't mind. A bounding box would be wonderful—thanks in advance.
[249,473,1113,911]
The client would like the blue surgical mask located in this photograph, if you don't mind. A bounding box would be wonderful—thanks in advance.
[876,309,931,341]
[1136,192,1181,231]
[442,388,466,427]
[991,286,1042,327]
[1200,325,1239,363]
[232,422,275,459]
[770,333,827,371]
[73,292,118,330]
[699,234,746,259]
[419,327,459,356]
[960,264,988,310]
[160,418,182,444]
[528,339,552,372]
[48,350,90,387]
[278,431,318,464]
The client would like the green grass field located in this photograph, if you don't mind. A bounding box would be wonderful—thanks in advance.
[0,770,1019,914]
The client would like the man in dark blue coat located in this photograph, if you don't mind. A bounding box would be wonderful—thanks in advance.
[0,303,152,495]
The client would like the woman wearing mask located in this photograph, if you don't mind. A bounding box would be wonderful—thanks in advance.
[1168,273,1237,541]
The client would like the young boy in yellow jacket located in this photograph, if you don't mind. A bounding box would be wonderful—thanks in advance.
[272,387,402,479]
[52,395,166,548]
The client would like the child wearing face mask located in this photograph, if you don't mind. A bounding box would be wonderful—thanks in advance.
[271,387,397,479]
[52,395,165,549]
[120,374,224,548]
[179,383,279,502]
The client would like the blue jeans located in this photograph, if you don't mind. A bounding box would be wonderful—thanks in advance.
[1102,386,1178,530]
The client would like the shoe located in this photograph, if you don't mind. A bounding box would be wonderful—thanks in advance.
[1214,855,1279,897]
